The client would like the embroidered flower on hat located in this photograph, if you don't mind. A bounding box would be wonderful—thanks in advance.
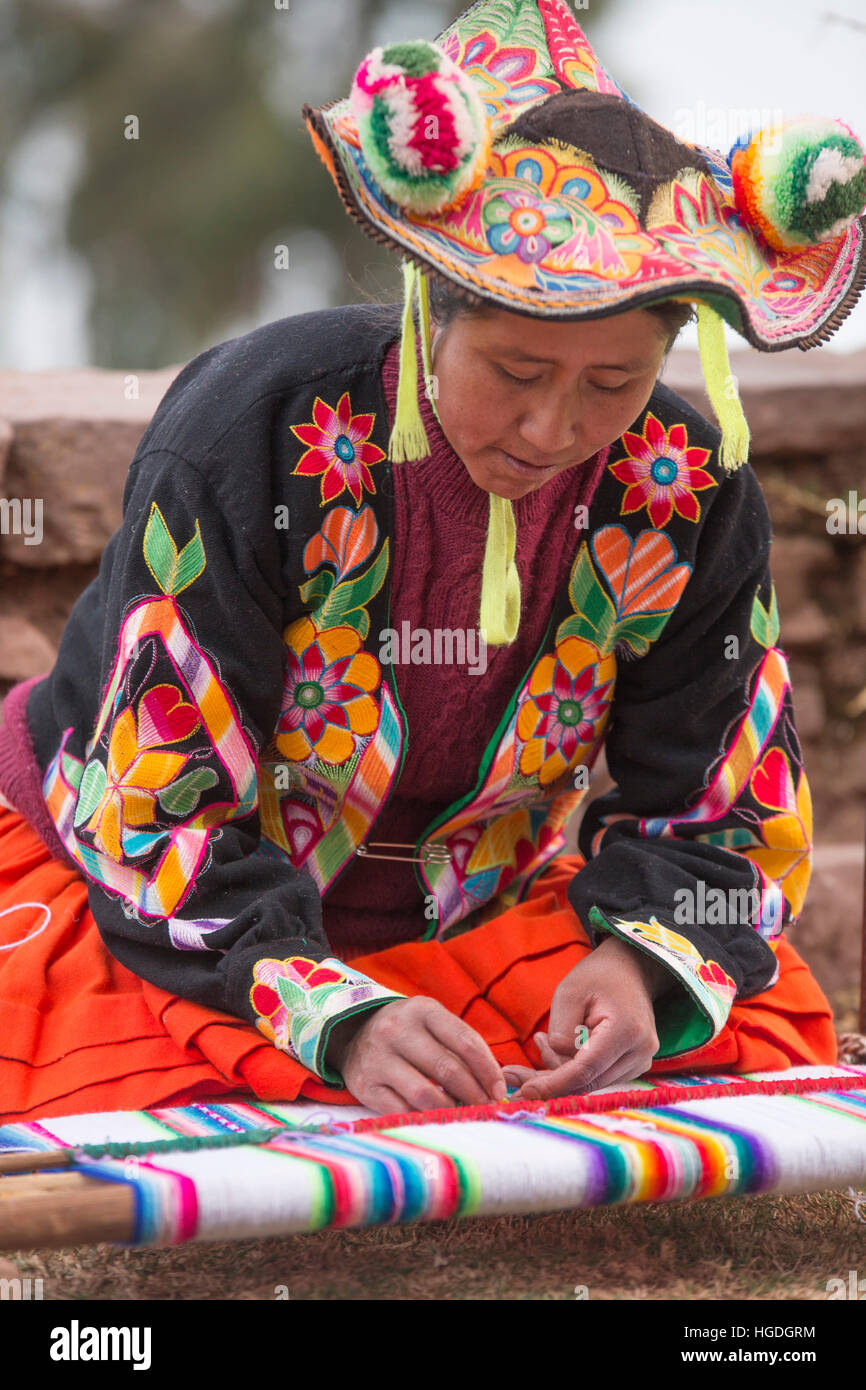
[440,27,560,118]
[291,392,386,506]
[483,187,573,263]
[608,414,716,527]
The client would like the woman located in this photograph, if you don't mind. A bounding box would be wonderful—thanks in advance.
[0,0,863,1121]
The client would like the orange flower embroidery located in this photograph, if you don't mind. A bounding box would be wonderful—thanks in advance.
[517,636,615,786]
[277,615,380,765]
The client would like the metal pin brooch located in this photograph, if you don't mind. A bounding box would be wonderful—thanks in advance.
[355,840,452,864]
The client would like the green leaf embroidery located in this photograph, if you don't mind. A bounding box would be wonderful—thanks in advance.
[62,749,84,791]
[697,827,762,850]
[275,975,311,1014]
[561,543,616,652]
[143,502,206,596]
[299,571,335,609]
[556,612,590,644]
[315,540,389,632]
[74,758,107,826]
[750,585,779,649]
[343,607,370,641]
[459,0,550,54]
[156,766,219,817]
[612,610,676,658]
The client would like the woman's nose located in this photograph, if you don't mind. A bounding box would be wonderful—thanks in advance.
[517,396,577,458]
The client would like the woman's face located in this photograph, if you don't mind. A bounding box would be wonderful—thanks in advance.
[430,304,670,499]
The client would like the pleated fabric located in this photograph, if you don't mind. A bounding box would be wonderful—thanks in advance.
[0,806,836,1123]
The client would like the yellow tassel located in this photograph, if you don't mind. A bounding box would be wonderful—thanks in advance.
[388,261,431,464]
[479,492,521,646]
[695,302,750,471]
[417,268,520,645]
[416,270,443,429]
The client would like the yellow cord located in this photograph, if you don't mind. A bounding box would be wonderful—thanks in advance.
[414,267,520,645]
[695,302,750,471]
[480,492,521,646]
[388,261,431,464]
[417,269,443,429]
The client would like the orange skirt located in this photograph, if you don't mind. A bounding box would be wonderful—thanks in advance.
[0,806,836,1123]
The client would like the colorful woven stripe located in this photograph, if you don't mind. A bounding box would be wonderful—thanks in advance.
[3,1066,864,1247]
[305,682,404,894]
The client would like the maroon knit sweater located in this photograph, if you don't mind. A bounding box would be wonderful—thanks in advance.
[0,337,609,957]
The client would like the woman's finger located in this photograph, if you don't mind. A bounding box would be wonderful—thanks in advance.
[365,1083,418,1117]
[534,1030,572,1070]
[546,975,590,1056]
[392,1027,492,1107]
[515,1021,623,1101]
[502,1064,535,1087]
[570,1050,653,1095]
[423,1005,506,1101]
[371,1057,461,1113]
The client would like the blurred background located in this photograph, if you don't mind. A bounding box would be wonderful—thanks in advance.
[1,0,865,370]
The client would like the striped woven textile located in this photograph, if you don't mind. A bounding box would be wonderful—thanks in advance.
[2,1065,866,1247]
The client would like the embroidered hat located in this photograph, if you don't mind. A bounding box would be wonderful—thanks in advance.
[302,0,866,644]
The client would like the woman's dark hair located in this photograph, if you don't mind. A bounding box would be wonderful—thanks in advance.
[426,273,696,355]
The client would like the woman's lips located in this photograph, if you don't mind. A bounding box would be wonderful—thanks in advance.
[498,448,560,479]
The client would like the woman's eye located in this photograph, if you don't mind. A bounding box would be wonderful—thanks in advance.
[497,365,540,387]
[496,364,630,393]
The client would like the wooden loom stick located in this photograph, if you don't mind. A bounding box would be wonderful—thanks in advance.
[0,1171,135,1250]
[0,1150,80,1176]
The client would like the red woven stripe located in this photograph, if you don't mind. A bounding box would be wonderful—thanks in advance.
[339,1069,866,1136]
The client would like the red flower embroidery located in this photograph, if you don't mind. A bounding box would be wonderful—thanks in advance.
[287,957,344,987]
[697,959,737,1004]
[609,414,716,527]
[249,955,348,1048]
[291,393,386,505]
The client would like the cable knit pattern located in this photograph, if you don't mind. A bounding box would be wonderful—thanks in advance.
[322,337,610,957]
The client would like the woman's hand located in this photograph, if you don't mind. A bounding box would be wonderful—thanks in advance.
[326,996,508,1114]
[503,936,667,1101]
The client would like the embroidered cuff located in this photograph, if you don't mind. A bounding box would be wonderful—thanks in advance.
[587,906,739,1058]
[249,954,404,1085]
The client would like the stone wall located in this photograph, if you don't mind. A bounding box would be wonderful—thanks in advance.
[1,347,864,1019]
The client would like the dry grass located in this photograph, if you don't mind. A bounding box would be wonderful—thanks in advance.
[3,1189,866,1301]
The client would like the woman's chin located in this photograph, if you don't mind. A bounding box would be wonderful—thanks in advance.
[465,458,544,498]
